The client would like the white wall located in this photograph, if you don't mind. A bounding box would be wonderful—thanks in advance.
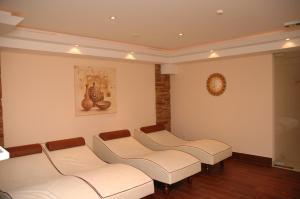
[171,54,273,157]
[1,50,156,147]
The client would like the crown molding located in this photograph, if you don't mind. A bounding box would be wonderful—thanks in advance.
[0,27,300,64]
[169,30,300,63]
[0,27,170,63]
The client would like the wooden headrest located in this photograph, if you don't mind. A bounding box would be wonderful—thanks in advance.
[6,144,42,158]
[140,124,165,133]
[99,130,131,141]
[46,137,85,151]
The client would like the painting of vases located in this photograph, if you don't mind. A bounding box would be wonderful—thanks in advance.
[74,65,116,116]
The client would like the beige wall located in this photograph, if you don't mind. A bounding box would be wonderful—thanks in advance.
[1,50,156,147]
[171,54,273,157]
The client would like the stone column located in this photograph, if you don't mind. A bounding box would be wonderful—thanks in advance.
[0,63,3,146]
[155,64,171,131]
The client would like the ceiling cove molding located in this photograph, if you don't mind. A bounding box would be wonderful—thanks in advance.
[169,30,300,63]
[0,27,300,64]
[0,27,170,63]
[0,36,169,63]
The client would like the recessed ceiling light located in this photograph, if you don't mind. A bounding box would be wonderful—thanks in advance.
[216,9,224,15]
[109,16,116,20]
[126,53,135,60]
[69,47,81,54]
[178,33,184,36]
[285,38,290,41]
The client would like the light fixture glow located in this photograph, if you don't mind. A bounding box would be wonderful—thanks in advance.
[178,33,184,36]
[209,51,219,58]
[68,46,81,54]
[110,16,116,20]
[216,9,224,15]
[125,52,136,60]
[285,38,290,41]
[282,41,296,49]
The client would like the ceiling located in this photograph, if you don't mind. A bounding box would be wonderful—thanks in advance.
[0,0,300,50]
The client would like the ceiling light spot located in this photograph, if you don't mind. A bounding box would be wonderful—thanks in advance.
[178,33,184,36]
[209,50,219,58]
[68,47,81,54]
[285,38,290,41]
[216,9,224,15]
[282,41,296,48]
[209,52,219,58]
[125,53,135,60]
[109,16,116,20]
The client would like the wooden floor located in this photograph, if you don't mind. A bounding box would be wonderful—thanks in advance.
[144,158,300,199]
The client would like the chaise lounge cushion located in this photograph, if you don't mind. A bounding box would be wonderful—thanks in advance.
[9,176,100,199]
[136,125,232,165]
[0,146,60,191]
[44,139,154,199]
[0,144,100,199]
[94,131,201,184]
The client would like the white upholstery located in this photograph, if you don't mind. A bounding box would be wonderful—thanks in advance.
[43,145,154,199]
[0,152,100,199]
[102,137,152,158]
[42,145,107,173]
[93,135,201,185]
[9,176,100,199]
[134,129,232,165]
[0,146,10,161]
[146,131,185,146]
[0,153,61,191]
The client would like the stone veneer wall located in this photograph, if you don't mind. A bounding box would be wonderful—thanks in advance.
[155,64,171,131]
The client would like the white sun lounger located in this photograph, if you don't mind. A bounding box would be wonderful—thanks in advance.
[135,124,232,166]
[0,143,100,199]
[43,137,154,199]
[93,130,201,190]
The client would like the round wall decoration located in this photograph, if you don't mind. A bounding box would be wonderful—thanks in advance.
[206,73,226,96]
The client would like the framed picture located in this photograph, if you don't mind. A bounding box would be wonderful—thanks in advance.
[74,65,116,116]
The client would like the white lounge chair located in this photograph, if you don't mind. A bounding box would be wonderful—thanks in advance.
[135,124,232,168]
[0,143,100,199]
[93,130,201,191]
[43,137,154,199]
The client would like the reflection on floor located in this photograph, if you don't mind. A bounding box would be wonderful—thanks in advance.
[145,158,300,199]
[274,160,300,172]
